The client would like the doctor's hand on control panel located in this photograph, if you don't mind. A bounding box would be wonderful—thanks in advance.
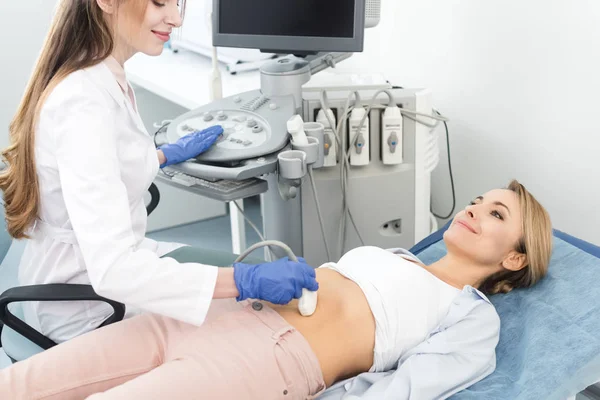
[158,125,224,168]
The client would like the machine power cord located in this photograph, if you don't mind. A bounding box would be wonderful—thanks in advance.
[231,200,269,247]
[431,111,456,220]
[308,166,332,261]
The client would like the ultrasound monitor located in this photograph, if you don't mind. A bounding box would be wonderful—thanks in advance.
[212,0,366,55]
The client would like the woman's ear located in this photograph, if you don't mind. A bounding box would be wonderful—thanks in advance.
[502,251,528,272]
[96,0,117,14]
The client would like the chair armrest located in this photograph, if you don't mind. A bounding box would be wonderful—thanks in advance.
[0,284,126,350]
[146,182,160,216]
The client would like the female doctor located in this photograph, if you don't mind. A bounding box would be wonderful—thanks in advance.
[0,0,318,343]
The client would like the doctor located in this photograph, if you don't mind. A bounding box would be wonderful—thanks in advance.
[0,0,318,343]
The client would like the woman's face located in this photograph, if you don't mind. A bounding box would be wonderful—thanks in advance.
[443,189,525,269]
[109,0,182,59]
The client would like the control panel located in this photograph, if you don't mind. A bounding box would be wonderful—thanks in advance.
[165,90,297,164]
[176,111,268,152]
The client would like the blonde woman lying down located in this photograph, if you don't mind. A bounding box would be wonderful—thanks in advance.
[0,180,553,400]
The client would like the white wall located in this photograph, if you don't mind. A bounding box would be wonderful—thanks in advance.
[341,0,600,245]
[0,0,57,149]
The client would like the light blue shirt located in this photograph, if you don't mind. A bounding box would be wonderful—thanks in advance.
[317,285,501,400]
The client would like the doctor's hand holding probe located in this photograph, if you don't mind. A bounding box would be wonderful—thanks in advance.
[0,0,318,345]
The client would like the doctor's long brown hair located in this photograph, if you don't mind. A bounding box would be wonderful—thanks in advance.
[0,0,184,239]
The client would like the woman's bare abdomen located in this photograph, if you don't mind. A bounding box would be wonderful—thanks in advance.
[266,268,376,386]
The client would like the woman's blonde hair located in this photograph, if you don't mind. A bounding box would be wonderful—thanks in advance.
[479,179,553,295]
[0,0,184,239]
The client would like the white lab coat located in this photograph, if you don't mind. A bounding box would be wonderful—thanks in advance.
[20,60,219,343]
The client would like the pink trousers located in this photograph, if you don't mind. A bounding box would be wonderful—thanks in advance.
[0,299,326,400]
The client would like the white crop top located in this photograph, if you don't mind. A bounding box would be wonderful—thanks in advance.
[320,246,461,372]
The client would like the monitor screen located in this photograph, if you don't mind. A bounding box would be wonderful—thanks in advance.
[213,0,365,54]
[218,0,355,38]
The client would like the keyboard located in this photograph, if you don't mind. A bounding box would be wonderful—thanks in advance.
[157,170,269,202]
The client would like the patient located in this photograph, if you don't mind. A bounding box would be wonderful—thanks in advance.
[0,180,553,400]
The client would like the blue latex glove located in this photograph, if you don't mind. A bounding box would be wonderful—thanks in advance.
[233,257,319,304]
[159,125,223,168]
